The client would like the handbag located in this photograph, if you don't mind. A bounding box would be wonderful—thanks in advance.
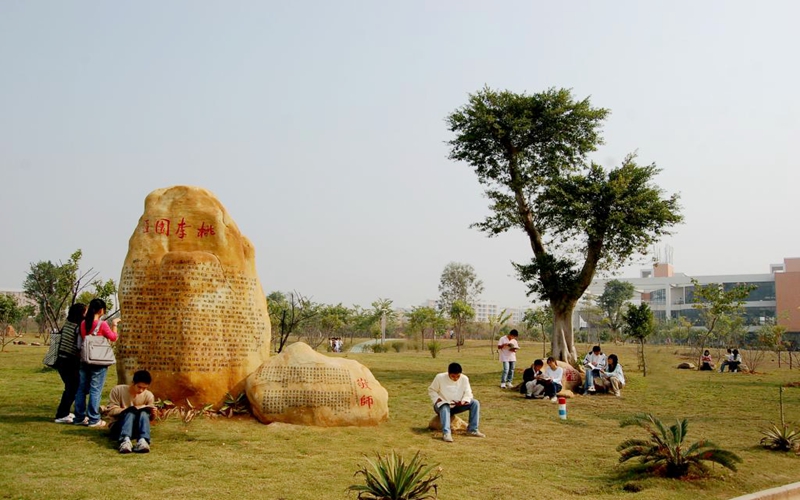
[79,319,116,366]
[42,328,61,368]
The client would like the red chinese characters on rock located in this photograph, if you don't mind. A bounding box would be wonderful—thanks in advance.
[356,378,371,390]
[359,395,374,409]
[564,369,581,382]
[141,218,216,239]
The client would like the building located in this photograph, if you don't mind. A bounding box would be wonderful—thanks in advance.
[421,299,530,324]
[581,257,800,339]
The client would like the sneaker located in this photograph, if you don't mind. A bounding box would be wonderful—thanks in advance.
[524,394,534,399]
[74,417,89,426]
[119,437,133,454]
[54,415,74,424]
[587,386,596,393]
[550,397,558,402]
[442,432,453,443]
[500,383,506,389]
[87,420,107,428]
[133,438,150,453]
[468,430,486,438]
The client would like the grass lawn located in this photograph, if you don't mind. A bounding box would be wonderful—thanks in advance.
[1,338,799,500]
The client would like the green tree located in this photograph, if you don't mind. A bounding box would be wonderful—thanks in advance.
[623,303,655,376]
[524,305,553,357]
[371,298,395,345]
[449,300,475,352]
[76,278,118,312]
[488,309,512,359]
[23,250,83,334]
[598,280,635,340]
[437,262,483,315]
[0,294,26,351]
[446,87,682,363]
[406,306,441,351]
[267,291,318,353]
[691,279,756,366]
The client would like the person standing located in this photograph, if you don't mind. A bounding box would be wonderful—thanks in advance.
[427,362,486,442]
[497,330,520,388]
[73,298,119,428]
[54,303,86,424]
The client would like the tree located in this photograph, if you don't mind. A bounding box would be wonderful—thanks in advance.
[524,305,553,357]
[449,300,475,352]
[623,303,655,376]
[488,309,512,359]
[406,306,441,351]
[267,291,318,353]
[0,294,26,351]
[300,303,351,351]
[691,279,756,366]
[76,278,118,312]
[371,298,395,345]
[598,280,635,340]
[437,262,483,314]
[446,87,682,363]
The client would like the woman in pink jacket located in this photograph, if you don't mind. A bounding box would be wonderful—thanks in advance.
[73,298,119,427]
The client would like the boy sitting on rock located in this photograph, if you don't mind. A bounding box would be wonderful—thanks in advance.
[106,370,156,454]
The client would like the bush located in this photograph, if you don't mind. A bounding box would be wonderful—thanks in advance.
[370,343,388,353]
[390,341,406,353]
[760,423,800,452]
[617,413,742,478]
[427,341,442,359]
[347,450,441,500]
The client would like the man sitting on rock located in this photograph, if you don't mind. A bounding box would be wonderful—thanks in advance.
[427,362,486,442]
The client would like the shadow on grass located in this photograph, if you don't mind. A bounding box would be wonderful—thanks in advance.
[0,414,55,424]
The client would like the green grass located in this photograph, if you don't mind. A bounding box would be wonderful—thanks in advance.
[1,338,799,499]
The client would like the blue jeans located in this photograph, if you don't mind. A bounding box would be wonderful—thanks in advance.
[501,361,516,384]
[74,363,108,424]
[434,399,480,434]
[584,369,602,391]
[110,409,151,443]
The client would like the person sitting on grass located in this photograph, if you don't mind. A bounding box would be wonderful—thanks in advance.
[699,350,714,371]
[538,357,563,402]
[599,354,625,397]
[727,349,742,373]
[427,362,486,442]
[521,359,545,399]
[106,370,156,454]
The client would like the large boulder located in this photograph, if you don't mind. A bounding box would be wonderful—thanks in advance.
[117,186,271,407]
[246,342,388,426]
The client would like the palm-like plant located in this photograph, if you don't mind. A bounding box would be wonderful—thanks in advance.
[761,423,800,451]
[348,451,441,500]
[617,413,742,478]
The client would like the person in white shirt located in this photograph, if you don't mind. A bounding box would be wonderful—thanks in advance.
[538,357,564,402]
[600,354,625,397]
[427,362,486,442]
[582,345,607,393]
[497,330,520,388]
[719,348,734,372]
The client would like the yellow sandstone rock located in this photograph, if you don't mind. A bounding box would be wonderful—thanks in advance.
[117,186,271,407]
[246,342,389,426]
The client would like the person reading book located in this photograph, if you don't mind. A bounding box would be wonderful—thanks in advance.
[106,370,156,453]
[427,362,486,442]
[497,330,520,388]
[582,345,607,393]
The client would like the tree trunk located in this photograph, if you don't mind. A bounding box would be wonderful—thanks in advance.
[551,302,578,364]
[639,338,647,377]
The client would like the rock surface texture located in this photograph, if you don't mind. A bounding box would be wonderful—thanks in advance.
[118,186,271,406]
[246,342,389,426]
[559,361,583,391]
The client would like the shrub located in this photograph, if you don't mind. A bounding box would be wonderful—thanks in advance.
[760,424,800,452]
[617,413,742,478]
[427,341,442,359]
[370,343,388,353]
[391,341,406,353]
[347,450,441,500]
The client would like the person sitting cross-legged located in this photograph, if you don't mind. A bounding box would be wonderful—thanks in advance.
[521,359,546,399]
[582,345,607,394]
[599,354,626,397]
[538,357,564,402]
[106,370,156,454]
[427,362,486,442]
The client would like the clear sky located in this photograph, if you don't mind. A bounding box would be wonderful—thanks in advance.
[1,1,798,310]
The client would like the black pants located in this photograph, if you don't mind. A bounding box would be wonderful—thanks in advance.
[55,356,81,419]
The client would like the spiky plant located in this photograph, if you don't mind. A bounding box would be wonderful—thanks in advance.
[617,413,742,478]
[760,423,800,451]
[348,450,441,500]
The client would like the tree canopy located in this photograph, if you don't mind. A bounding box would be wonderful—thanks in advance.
[446,86,682,362]
[437,262,483,315]
[598,280,636,338]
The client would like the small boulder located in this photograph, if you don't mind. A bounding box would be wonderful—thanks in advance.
[246,342,388,427]
[428,415,468,433]
[559,361,583,392]
[677,362,696,370]
[556,389,575,398]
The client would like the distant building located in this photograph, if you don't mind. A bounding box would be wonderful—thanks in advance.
[421,299,530,324]
[581,257,800,339]
[0,290,36,310]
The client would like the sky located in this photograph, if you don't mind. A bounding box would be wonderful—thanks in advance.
[1,1,798,310]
